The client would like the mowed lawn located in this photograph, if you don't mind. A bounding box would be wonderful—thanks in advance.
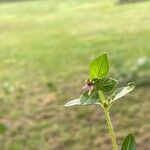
[0,0,149,149]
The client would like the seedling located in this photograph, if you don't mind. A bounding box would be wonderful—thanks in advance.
[64,53,136,150]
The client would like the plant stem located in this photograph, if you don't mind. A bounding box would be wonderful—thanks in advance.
[104,109,118,150]
[98,91,105,103]
[99,91,118,150]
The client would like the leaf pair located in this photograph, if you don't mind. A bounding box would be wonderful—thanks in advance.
[121,133,136,150]
[64,53,135,107]
[65,82,135,107]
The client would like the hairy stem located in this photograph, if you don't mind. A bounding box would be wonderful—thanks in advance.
[99,91,118,150]
[98,91,105,103]
[104,109,118,150]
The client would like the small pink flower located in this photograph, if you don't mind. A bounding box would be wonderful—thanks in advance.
[82,79,94,92]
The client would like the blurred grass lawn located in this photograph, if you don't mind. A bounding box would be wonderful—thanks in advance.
[0,0,149,149]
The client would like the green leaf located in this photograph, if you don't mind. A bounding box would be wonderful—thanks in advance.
[110,82,135,102]
[94,77,118,92]
[90,53,109,79]
[121,133,136,150]
[64,91,100,107]
[80,90,100,105]
[0,123,7,134]
[64,99,81,107]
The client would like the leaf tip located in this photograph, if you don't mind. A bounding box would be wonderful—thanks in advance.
[64,99,81,107]
[127,82,136,89]
[121,132,136,150]
[127,132,135,139]
[101,52,108,57]
[64,103,69,107]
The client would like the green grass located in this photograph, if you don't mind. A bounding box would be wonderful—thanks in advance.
[0,0,149,149]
